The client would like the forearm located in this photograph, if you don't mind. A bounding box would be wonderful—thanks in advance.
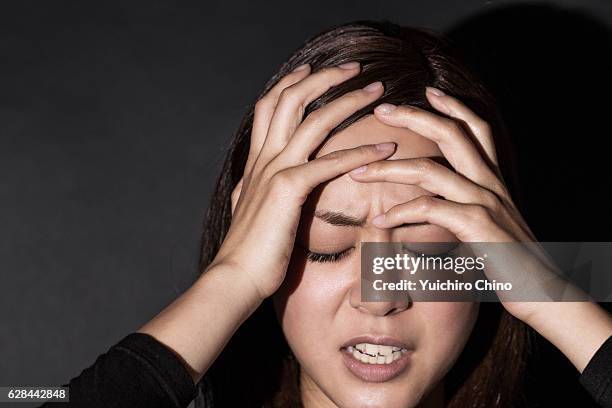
[528,301,612,372]
[137,263,264,383]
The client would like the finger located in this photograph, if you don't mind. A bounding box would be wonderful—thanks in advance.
[256,62,361,164]
[277,81,384,164]
[371,195,513,243]
[282,142,396,193]
[373,103,506,197]
[348,157,502,207]
[245,64,312,175]
[351,158,539,245]
[425,87,498,166]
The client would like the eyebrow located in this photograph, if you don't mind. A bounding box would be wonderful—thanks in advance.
[314,210,365,227]
[313,155,450,228]
[314,210,431,228]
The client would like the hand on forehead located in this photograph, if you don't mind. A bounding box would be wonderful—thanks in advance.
[310,115,446,214]
[315,115,443,160]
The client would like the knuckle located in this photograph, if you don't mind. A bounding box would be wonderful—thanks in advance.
[491,180,509,197]
[270,169,294,190]
[278,86,300,104]
[303,108,324,127]
[481,189,501,212]
[371,142,388,154]
[280,69,302,83]
[319,66,349,86]
[399,105,416,114]
[360,144,379,154]
[322,150,343,165]
[327,90,364,112]
[323,65,344,77]
[477,119,492,134]
[260,162,280,180]
[413,157,436,174]
[442,118,463,135]
[364,160,381,174]
[356,145,379,161]
[254,97,273,114]
[416,195,437,212]
[470,204,492,222]
[393,106,415,121]
[345,89,366,103]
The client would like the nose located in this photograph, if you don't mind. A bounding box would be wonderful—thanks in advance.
[349,285,411,316]
[348,228,411,316]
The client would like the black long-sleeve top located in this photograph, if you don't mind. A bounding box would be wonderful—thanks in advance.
[40,333,612,407]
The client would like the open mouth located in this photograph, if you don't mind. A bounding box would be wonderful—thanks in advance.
[344,343,409,365]
[340,336,413,382]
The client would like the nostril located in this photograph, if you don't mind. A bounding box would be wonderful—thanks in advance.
[384,308,398,316]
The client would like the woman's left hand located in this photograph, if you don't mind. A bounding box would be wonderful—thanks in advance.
[348,86,612,373]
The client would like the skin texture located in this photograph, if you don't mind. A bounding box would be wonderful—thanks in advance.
[273,115,479,408]
[138,62,612,408]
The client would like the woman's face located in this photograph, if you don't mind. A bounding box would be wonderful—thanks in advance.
[273,115,479,408]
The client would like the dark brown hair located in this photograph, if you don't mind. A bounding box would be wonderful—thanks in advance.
[196,20,530,408]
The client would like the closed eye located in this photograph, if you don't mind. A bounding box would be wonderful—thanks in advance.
[305,247,355,263]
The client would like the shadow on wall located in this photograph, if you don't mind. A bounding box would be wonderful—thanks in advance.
[447,3,612,241]
[447,4,611,407]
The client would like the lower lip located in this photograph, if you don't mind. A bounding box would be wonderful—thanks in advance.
[340,348,412,382]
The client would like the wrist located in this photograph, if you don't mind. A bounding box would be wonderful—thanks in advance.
[523,301,612,372]
[200,261,266,318]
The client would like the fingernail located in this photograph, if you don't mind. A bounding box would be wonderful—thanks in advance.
[426,87,451,114]
[375,103,397,114]
[363,81,383,93]
[292,63,310,72]
[426,86,445,96]
[350,165,368,174]
[372,214,386,227]
[338,61,360,70]
[375,142,396,152]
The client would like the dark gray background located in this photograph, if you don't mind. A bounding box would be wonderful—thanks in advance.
[1,1,611,406]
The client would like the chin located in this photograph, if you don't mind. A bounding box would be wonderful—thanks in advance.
[305,362,433,408]
[323,382,426,408]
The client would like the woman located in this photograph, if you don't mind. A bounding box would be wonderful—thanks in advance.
[44,21,612,408]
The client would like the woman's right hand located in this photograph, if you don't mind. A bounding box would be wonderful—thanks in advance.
[209,62,396,301]
[139,62,395,382]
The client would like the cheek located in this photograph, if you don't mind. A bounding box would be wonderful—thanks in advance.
[273,256,353,359]
[415,302,479,378]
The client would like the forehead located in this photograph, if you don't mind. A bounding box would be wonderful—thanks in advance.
[309,115,443,215]
[316,114,441,159]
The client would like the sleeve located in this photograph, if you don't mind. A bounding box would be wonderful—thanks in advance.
[580,335,612,408]
[40,333,196,408]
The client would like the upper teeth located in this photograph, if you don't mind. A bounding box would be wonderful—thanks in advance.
[347,343,407,365]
